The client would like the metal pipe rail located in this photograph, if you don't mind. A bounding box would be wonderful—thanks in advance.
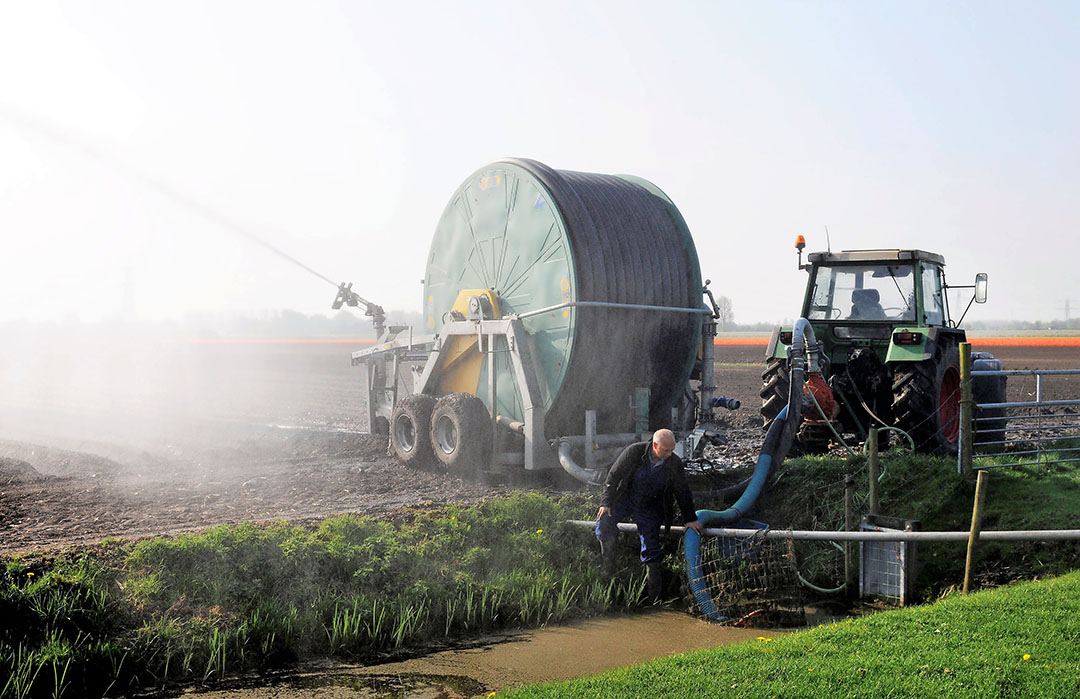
[515,300,712,320]
[565,520,1080,542]
[977,399,1080,410]
[977,413,1080,424]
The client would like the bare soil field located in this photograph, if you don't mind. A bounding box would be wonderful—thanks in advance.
[0,337,1074,555]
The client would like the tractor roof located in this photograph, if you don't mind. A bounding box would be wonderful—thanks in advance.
[806,249,946,266]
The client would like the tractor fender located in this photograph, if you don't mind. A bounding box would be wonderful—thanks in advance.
[765,326,780,360]
[884,326,964,363]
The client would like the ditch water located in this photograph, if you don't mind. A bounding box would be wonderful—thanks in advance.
[189,609,781,698]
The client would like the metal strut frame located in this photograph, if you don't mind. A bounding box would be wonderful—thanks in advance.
[352,317,555,471]
[352,300,714,480]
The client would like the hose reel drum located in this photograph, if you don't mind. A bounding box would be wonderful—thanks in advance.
[357,158,712,478]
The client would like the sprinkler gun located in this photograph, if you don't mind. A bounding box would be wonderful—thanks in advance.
[332,282,386,338]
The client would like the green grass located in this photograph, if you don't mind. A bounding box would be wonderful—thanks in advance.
[504,571,1080,698]
[1,492,648,698]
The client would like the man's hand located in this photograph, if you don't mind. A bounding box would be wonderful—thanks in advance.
[685,519,703,534]
[596,506,611,520]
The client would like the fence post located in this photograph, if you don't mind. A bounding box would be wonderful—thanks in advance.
[958,342,974,478]
[867,428,880,515]
[844,474,856,599]
[962,469,989,594]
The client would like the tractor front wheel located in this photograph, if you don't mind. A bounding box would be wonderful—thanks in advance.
[760,359,790,432]
[761,359,825,455]
[391,394,437,468]
[891,344,962,455]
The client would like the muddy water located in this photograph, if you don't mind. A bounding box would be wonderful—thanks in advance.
[191,610,780,698]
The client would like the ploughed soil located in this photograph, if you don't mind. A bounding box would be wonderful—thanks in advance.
[0,338,1073,556]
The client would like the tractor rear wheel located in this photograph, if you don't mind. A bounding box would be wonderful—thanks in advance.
[891,344,961,455]
[390,394,437,468]
[430,393,493,475]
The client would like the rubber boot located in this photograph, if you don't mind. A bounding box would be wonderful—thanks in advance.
[600,540,616,580]
[646,563,664,604]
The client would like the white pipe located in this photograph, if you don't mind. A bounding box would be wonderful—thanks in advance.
[565,520,1080,542]
[557,442,605,486]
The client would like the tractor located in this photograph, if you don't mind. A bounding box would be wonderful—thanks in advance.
[761,240,1005,455]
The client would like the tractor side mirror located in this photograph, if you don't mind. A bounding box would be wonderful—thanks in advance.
[974,273,988,304]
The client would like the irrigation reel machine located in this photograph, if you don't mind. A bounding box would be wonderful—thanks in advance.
[343,158,792,487]
[337,158,1010,621]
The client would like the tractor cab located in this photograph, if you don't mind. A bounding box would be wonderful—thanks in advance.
[773,248,967,370]
[803,250,947,327]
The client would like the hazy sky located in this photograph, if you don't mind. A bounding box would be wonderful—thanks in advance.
[1,1,1077,326]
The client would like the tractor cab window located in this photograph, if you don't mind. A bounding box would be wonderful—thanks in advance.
[922,265,946,325]
[807,264,917,322]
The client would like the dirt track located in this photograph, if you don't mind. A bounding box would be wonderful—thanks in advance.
[0,339,1074,555]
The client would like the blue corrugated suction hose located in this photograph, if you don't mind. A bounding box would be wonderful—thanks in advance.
[685,406,786,620]
[684,317,813,620]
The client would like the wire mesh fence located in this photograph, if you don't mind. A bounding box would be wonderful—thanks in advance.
[686,529,805,625]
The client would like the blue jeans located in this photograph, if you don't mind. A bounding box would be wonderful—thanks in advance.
[595,501,664,564]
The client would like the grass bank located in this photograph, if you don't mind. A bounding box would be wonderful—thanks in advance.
[504,570,1080,698]
[1,493,623,698]
[740,448,1080,597]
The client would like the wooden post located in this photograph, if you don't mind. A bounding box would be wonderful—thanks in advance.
[959,342,974,478]
[844,474,856,598]
[962,469,989,594]
[867,429,880,516]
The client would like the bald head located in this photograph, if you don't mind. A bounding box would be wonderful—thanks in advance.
[653,429,675,447]
[651,429,676,461]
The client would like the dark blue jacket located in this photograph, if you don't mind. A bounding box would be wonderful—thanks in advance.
[601,441,697,527]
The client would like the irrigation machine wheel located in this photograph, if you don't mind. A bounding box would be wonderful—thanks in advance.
[430,393,493,475]
[390,394,437,468]
[891,343,962,456]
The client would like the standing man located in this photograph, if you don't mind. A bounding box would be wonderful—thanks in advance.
[595,428,703,602]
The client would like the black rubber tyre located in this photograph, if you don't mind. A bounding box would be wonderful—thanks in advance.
[372,415,390,437]
[891,344,962,456]
[761,359,818,456]
[760,359,790,432]
[390,394,437,468]
[972,352,1008,446]
[430,393,493,475]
